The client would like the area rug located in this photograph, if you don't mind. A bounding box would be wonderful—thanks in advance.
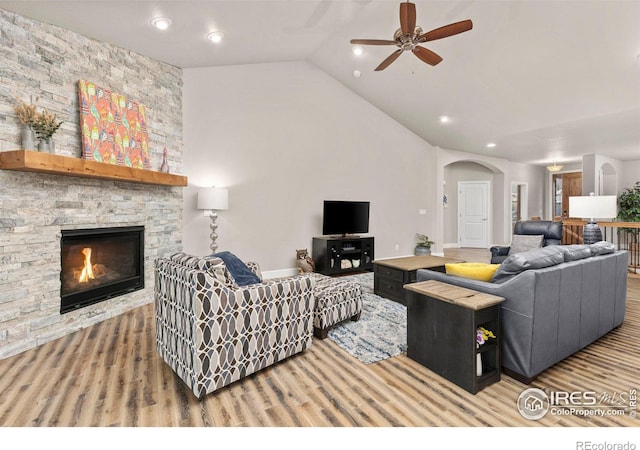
[327,272,407,364]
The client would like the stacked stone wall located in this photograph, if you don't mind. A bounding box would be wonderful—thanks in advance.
[0,9,184,358]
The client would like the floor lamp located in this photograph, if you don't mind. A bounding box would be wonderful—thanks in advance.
[568,193,617,244]
[197,186,229,253]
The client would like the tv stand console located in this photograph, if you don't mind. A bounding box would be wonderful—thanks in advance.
[312,236,374,276]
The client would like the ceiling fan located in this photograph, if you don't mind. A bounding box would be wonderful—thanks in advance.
[351,1,473,71]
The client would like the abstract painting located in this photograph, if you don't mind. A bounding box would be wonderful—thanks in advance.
[77,80,151,169]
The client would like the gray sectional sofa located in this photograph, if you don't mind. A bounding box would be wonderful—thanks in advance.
[416,243,628,383]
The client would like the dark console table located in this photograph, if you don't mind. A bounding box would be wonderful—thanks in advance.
[373,255,464,305]
[404,280,504,394]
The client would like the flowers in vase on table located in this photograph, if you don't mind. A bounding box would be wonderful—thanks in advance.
[476,326,496,347]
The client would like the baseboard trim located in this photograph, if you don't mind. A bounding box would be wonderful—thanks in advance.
[373,254,414,260]
[262,267,299,280]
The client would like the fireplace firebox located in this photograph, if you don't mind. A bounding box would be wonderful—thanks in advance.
[60,226,144,314]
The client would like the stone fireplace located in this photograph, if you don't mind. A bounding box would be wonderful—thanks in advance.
[0,9,184,359]
[60,226,145,314]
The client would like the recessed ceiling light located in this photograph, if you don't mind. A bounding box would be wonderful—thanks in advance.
[486,142,496,148]
[208,31,224,43]
[439,115,450,124]
[151,17,172,31]
[352,70,361,78]
[352,46,363,56]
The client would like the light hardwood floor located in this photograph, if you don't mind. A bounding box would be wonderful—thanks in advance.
[0,248,638,427]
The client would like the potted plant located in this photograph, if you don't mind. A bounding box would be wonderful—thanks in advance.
[415,233,434,255]
[617,181,640,257]
[32,107,63,153]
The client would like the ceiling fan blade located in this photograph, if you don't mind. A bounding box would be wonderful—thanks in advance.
[375,49,403,71]
[350,39,398,46]
[418,19,473,42]
[412,46,443,66]
[399,2,416,36]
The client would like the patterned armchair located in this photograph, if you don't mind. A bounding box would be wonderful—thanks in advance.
[154,252,315,398]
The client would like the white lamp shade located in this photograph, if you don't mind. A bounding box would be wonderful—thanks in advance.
[569,195,617,220]
[197,187,229,210]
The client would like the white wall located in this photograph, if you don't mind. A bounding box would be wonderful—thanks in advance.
[620,160,640,192]
[509,161,545,220]
[582,154,625,196]
[182,61,438,271]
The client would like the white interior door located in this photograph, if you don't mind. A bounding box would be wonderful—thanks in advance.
[458,181,490,248]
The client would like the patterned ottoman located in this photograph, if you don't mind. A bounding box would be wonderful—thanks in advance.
[312,273,363,339]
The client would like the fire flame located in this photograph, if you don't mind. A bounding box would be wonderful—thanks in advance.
[79,247,95,283]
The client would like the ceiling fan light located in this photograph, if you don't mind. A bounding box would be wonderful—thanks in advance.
[351,2,472,72]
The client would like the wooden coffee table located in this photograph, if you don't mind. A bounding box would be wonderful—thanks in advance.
[373,255,464,305]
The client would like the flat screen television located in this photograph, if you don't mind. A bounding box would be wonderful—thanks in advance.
[322,200,370,236]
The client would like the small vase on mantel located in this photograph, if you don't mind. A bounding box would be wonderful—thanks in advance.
[159,147,170,173]
[38,138,54,154]
[20,125,36,150]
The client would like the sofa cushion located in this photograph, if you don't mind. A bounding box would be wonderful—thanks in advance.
[508,234,544,255]
[589,241,616,256]
[558,244,592,262]
[445,262,501,282]
[212,251,261,286]
[491,246,565,284]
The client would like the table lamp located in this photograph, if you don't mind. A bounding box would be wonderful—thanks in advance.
[568,193,617,244]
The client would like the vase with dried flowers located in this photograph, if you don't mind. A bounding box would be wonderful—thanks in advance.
[32,108,64,153]
[14,99,39,150]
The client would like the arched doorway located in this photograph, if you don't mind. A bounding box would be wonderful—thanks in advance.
[442,160,505,248]
[600,162,617,196]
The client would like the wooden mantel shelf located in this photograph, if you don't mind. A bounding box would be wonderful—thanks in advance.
[0,150,187,187]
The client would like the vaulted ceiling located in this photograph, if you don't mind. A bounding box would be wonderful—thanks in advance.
[2,0,639,167]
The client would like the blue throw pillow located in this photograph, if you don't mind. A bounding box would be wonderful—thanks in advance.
[212,251,261,286]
